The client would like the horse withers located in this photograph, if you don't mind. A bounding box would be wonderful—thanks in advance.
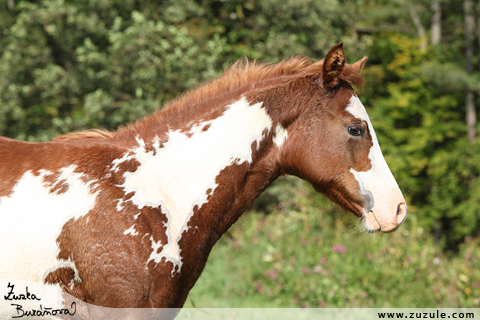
[0,43,406,318]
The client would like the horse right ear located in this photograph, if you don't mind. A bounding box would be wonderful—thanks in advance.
[350,56,368,74]
[322,42,346,87]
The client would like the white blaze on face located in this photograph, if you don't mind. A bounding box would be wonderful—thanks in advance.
[0,166,98,316]
[345,96,405,231]
[115,97,287,274]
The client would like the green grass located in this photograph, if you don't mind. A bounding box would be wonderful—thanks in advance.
[186,179,480,308]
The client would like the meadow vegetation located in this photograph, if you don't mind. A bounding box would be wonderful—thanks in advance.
[187,177,480,308]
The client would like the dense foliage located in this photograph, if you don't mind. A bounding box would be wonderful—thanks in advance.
[0,0,479,295]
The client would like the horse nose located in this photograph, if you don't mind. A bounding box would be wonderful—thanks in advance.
[381,202,407,233]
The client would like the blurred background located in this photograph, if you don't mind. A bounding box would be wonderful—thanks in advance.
[1,0,479,308]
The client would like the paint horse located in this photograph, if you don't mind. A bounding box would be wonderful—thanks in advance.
[0,43,406,318]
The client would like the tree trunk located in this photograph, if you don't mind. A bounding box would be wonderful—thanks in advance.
[407,0,427,49]
[478,10,480,102]
[430,0,441,45]
[464,0,476,143]
[7,0,14,10]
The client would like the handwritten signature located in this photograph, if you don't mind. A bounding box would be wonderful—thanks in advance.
[4,282,76,318]
[4,282,40,301]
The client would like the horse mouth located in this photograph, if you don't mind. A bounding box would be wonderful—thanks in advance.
[361,210,381,233]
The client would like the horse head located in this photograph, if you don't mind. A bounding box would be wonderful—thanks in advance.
[276,43,407,232]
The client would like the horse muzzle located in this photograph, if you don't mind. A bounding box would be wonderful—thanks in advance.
[362,202,407,233]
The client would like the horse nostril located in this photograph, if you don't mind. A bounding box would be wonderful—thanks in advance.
[396,202,407,223]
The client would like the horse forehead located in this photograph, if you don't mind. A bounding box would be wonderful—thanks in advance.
[344,94,375,172]
[345,95,369,121]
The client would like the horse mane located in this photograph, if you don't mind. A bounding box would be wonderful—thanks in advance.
[54,129,114,141]
[341,66,366,91]
[164,56,322,111]
[161,56,365,112]
[54,56,365,141]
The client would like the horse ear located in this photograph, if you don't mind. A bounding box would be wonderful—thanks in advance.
[350,56,368,74]
[322,42,346,87]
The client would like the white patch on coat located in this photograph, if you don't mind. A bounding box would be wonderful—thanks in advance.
[116,199,124,211]
[273,123,288,147]
[345,95,404,224]
[149,236,163,257]
[124,225,138,236]
[115,97,279,274]
[0,166,98,317]
[189,120,214,136]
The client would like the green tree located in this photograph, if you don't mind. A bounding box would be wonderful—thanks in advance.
[364,31,480,249]
[0,0,227,140]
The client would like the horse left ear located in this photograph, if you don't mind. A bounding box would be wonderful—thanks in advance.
[322,42,346,87]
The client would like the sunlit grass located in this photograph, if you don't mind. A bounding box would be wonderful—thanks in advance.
[186,178,480,308]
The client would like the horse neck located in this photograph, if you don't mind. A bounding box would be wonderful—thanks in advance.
[112,95,288,243]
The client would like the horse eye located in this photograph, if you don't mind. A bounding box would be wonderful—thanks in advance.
[348,126,363,136]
